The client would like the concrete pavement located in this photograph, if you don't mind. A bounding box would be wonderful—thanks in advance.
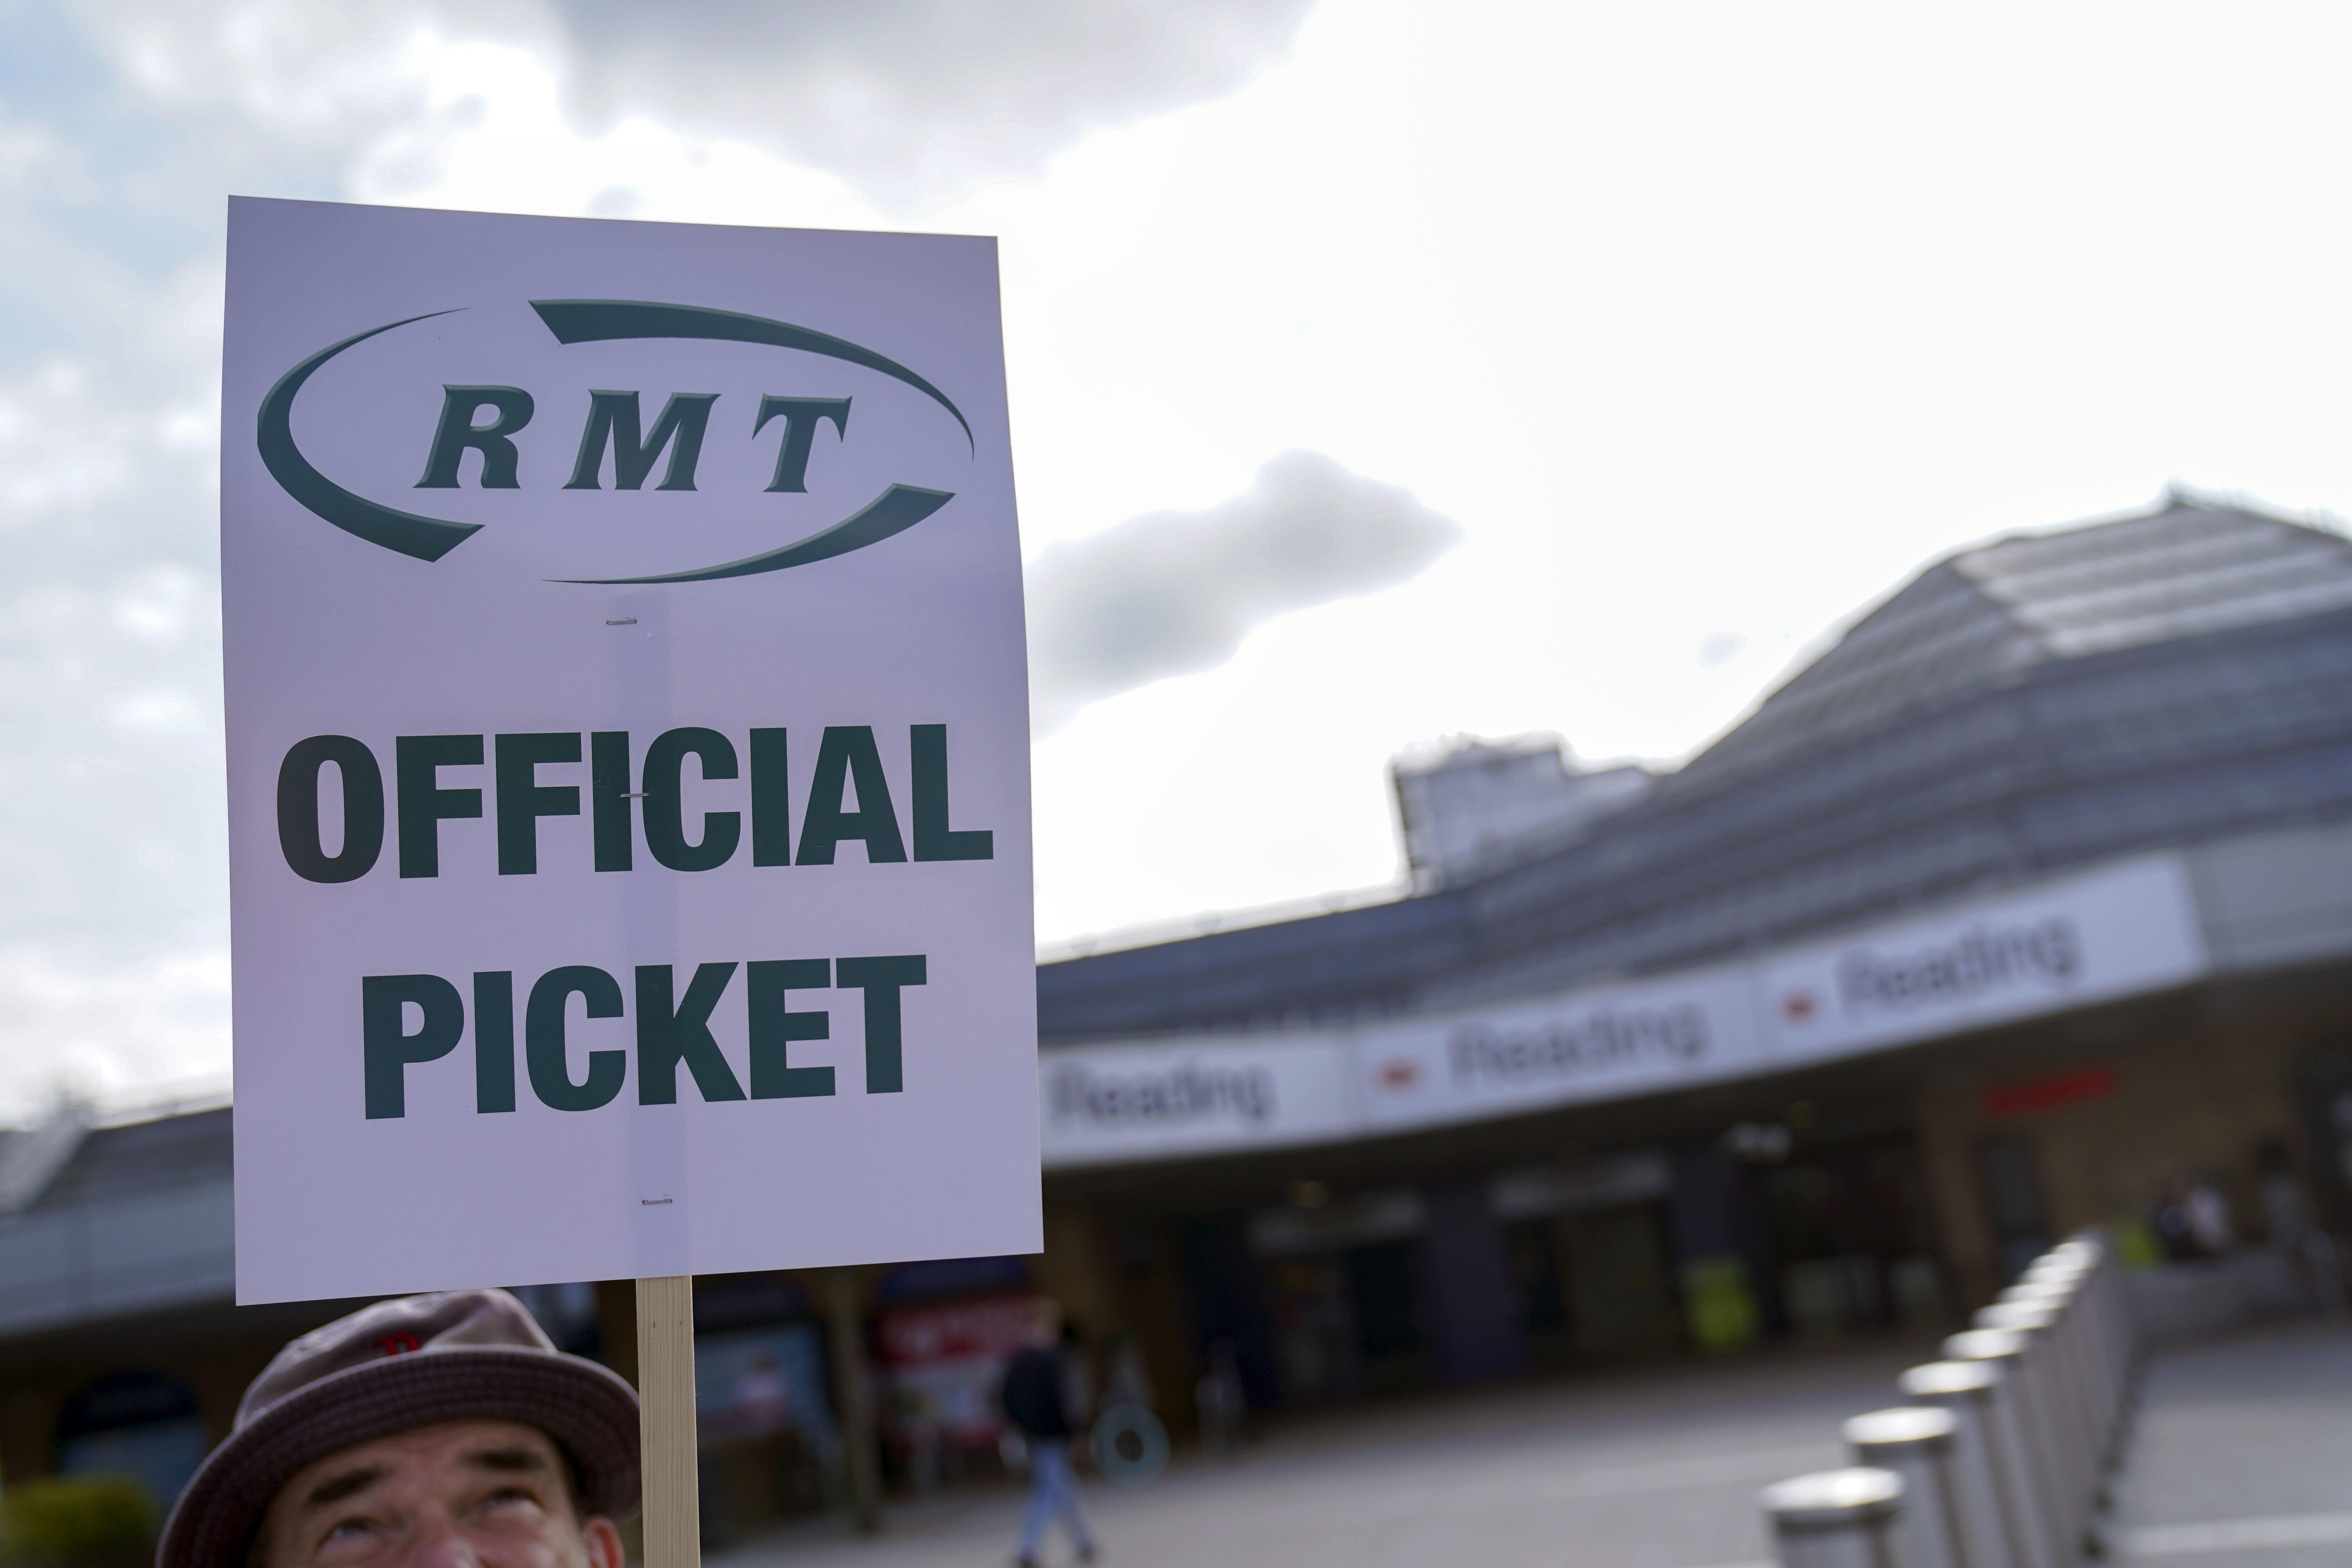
[710,1319,2352,1568]
[2105,1322,2352,1568]
[710,1339,1929,1568]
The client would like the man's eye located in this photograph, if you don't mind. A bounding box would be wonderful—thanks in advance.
[483,1488,539,1509]
[322,1517,378,1543]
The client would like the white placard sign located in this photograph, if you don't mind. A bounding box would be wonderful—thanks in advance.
[222,199,1038,1303]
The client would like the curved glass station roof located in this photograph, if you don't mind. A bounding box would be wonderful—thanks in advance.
[1040,494,2352,1042]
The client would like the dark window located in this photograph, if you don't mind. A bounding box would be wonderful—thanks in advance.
[1978,1133,2050,1283]
[1345,1240,1421,1360]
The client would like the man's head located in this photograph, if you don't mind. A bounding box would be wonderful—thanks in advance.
[161,1292,639,1568]
[252,1419,620,1568]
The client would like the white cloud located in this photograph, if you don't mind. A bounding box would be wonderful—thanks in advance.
[520,0,1315,207]
[8,0,2352,1104]
[72,0,1313,208]
[0,946,229,1120]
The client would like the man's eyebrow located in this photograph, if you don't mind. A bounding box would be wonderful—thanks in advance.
[303,1467,387,1508]
[462,1447,549,1475]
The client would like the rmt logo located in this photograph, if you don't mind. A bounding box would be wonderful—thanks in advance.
[418,383,849,497]
[258,299,971,583]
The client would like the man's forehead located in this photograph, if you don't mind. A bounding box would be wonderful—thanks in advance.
[282,1419,558,1497]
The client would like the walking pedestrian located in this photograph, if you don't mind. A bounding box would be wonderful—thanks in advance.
[1195,1340,1246,1457]
[999,1300,1096,1568]
[2260,1138,2348,1316]
[157,1289,637,1568]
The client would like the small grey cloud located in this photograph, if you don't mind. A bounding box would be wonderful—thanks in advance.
[1027,451,1462,733]
[1698,631,1747,666]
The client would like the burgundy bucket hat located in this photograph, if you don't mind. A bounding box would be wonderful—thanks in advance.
[158,1290,639,1568]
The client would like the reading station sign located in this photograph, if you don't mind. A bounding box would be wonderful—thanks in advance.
[1039,853,2208,1166]
[222,198,1039,1303]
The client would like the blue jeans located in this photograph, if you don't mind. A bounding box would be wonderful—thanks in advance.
[1017,1437,1093,1560]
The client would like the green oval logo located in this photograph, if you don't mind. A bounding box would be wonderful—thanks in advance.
[255,299,969,582]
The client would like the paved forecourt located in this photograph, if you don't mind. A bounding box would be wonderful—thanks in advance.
[710,1318,2352,1568]
[2105,1321,2352,1567]
[710,1342,1936,1568]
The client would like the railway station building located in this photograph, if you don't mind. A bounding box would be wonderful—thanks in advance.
[1026,492,2352,1416]
[2,492,2349,1529]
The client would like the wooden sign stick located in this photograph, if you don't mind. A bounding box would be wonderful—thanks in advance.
[636,1276,700,1568]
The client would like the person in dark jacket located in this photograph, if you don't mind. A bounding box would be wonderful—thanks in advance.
[999,1300,1096,1567]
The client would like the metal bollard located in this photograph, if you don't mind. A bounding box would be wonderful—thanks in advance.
[1975,1297,2090,1549]
[2025,1248,2124,1462]
[1990,1288,2090,1466]
[2009,1235,2137,1519]
[2000,1277,2107,1503]
[1761,1467,1906,1568]
[2052,1238,2129,1466]
[1845,1408,1965,1568]
[2074,1238,2138,1459]
[1942,1328,2064,1568]
[1972,1298,2083,1539]
[2018,1267,2110,1424]
[1898,1361,2020,1568]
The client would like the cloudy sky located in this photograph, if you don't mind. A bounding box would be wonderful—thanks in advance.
[5,0,2352,1115]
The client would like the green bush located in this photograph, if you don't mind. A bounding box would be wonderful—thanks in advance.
[0,1475,158,1567]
